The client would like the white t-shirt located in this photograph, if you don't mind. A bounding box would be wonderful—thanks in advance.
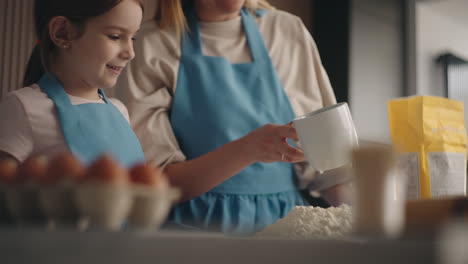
[0,84,129,162]
[116,9,349,190]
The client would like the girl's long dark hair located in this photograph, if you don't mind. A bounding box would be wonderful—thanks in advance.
[23,0,143,87]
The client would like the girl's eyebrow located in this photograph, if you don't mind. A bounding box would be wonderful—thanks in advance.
[104,25,129,32]
[104,25,140,34]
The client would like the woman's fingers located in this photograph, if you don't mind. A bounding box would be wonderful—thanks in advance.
[276,124,304,162]
[278,144,305,162]
[276,125,299,141]
[243,123,305,163]
[265,124,304,162]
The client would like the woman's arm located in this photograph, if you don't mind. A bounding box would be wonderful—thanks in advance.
[164,137,252,201]
[165,123,305,201]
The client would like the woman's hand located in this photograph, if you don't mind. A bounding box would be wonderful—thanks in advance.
[239,123,306,163]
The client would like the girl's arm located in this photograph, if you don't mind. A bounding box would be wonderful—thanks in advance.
[0,93,33,164]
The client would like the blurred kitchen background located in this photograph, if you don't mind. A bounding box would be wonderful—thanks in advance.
[1,0,467,144]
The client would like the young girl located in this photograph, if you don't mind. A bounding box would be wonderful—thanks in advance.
[0,0,145,168]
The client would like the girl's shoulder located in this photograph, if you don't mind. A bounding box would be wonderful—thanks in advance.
[3,84,51,107]
[2,85,57,126]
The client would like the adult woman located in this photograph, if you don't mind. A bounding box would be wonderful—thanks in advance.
[116,0,351,234]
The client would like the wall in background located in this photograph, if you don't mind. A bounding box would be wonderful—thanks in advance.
[0,0,35,99]
[416,1,468,96]
[348,0,405,143]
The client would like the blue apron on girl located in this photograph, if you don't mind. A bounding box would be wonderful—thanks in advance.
[39,74,145,168]
[169,4,305,235]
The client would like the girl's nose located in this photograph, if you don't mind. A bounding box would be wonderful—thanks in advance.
[121,41,135,61]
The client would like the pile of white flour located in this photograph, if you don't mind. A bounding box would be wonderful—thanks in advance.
[255,205,353,240]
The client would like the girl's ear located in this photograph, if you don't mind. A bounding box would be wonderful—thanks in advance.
[48,16,77,49]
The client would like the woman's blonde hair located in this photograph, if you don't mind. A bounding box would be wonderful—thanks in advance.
[155,0,274,36]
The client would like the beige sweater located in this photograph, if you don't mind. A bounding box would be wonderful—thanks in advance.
[116,9,347,190]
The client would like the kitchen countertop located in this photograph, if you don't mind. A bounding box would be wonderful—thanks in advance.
[0,228,438,264]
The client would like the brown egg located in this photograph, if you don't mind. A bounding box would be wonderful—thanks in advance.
[43,152,85,184]
[16,156,48,183]
[130,163,170,190]
[0,159,18,184]
[86,155,128,185]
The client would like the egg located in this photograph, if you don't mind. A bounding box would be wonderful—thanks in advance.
[127,163,176,231]
[44,152,85,184]
[5,157,47,223]
[0,159,18,184]
[86,155,128,184]
[130,163,169,189]
[16,156,48,183]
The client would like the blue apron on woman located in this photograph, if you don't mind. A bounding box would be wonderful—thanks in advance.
[39,74,145,168]
[169,3,305,235]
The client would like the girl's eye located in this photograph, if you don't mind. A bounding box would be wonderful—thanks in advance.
[108,35,120,40]
[131,37,137,41]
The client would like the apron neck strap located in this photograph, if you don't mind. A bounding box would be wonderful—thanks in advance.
[39,73,73,107]
[39,73,108,106]
[182,4,268,62]
[98,89,109,104]
[182,2,202,56]
[239,8,269,62]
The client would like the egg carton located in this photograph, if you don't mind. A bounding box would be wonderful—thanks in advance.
[0,180,180,232]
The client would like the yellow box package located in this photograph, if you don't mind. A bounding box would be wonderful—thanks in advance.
[388,96,467,199]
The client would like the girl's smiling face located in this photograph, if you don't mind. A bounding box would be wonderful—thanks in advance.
[61,0,143,90]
